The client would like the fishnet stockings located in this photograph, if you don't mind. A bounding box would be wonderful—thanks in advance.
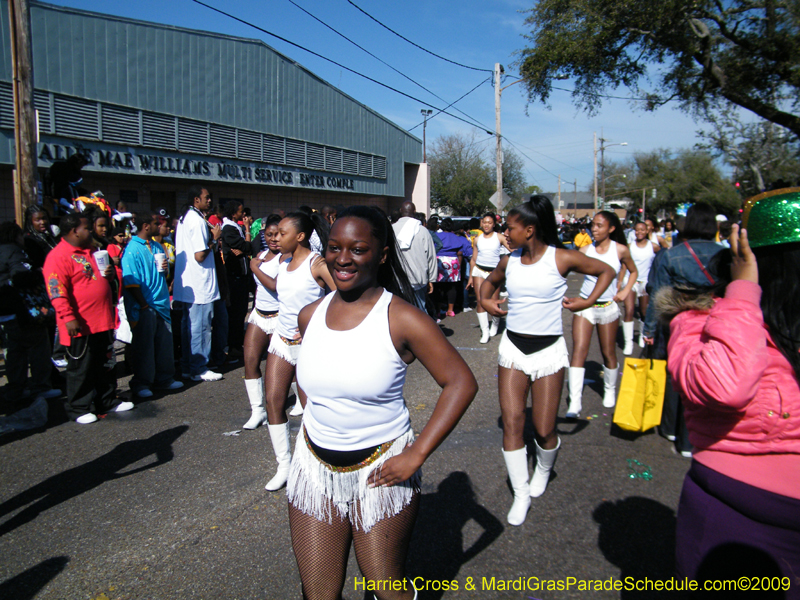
[243,324,270,380]
[498,366,564,450]
[289,494,420,600]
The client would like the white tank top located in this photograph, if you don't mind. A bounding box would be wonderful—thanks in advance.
[298,289,410,450]
[506,246,567,336]
[275,252,325,339]
[475,233,502,269]
[253,251,280,312]
[580,241,621,302]
[629,240,656,283]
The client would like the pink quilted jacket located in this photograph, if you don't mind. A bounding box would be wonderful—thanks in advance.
[668,280,800,455]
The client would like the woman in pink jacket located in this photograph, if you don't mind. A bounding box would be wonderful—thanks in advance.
[664,189,800,596]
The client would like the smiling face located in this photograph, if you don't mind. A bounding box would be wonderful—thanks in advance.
[634,222,648,242]
[503,214,532,249]
[264,223,280,253]
[591,214,614,243]
[325,217,386,293]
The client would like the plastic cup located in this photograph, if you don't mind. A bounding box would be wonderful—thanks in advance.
[94,250,110,272]
[154,252,166,272]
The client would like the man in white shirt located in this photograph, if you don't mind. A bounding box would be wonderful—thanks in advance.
[392,201,436,311]
[173,185,223,381]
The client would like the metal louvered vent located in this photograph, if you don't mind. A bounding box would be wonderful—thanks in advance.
[178,120,208,154]
[343,150,358,175]
[143,112,176,149]
[237,130,261,161]
[34,90,52,134]
[210,124,236,158]
[0,83,13,129]
[373,156,387,179]
[263,134,285,164]
[358,153,372,177]
[102,105,140,145]
[306,143,324,170]
[285,139,305,167]
[325,147,342,172]
[54,96,99,139]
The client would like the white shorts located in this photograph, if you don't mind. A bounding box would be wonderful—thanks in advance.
[247,308,278,335]
[497,332,570,380]
[471,265,495,280]
[633,280,648,297]
[287,427,420,533]
[268,332,302,366]
[574,301,620,325]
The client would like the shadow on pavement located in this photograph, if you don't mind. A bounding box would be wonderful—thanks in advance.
[0,425,188,537]
[407,471,504,600]
[593,496,677,599]
[0,556,69,599]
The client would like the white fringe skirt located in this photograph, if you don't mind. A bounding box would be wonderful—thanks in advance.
[247,308,278,335]
[573,300,620,325]
[287,427,420,533]
[497,332,569,380]
[267,333,302,365]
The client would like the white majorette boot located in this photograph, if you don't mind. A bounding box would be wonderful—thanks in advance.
[603,366,619,408]
[243,378,267,430]
[566,367,585,418]
[489,315,500,337]
[622,320,634,356]
[502,447,531,526]
[529,438,561,498]
[265,423,292,491]
[638,319,646,347]
[288,381,304,416]
[477,311,490,344]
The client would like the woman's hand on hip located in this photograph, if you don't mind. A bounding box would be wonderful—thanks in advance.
[368,446,424,488]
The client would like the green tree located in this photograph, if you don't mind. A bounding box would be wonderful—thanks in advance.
[518,0,800,139]
[698,108,800,197]
[614,149,741,215]
[497,148,528,204]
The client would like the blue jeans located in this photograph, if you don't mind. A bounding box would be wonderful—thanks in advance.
[180,301,213,376]
[130,308,175,390]
[412,286,427,311]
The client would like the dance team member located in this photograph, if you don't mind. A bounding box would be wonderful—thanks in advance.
[479,196,615,525]
[620,221,660,354]
[241,214,283,430]
[567,211,637,417]
[289,206,477,600]
[468,212,510,343]
[260,212,335,492]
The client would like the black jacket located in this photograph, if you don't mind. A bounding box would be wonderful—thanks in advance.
[220,222,255,278]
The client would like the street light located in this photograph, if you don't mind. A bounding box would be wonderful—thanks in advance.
[420,109,433,163]
[593,133,627,211]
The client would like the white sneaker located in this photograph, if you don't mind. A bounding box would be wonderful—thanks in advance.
[135,388,154,398]
[114,401,135,413]
[76,413,98,424]
[192,370,223,382]
[157,380,184,391]
[52,358,68,368]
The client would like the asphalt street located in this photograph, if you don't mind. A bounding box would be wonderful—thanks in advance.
[0,274,691,600]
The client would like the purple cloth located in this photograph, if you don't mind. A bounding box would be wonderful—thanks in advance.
[676,461,800,599]
[436,231,472,258]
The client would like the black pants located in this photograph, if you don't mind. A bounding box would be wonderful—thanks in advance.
[65,331,118,420]
[227,274,249,353]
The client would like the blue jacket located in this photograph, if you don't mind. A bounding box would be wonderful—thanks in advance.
[643,239,724,338]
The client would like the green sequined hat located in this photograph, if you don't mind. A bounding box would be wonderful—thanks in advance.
[742,187,800,248]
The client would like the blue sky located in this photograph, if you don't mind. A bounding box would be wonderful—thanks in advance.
[43,0,709,193]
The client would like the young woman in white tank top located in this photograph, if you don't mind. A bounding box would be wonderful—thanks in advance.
[239,215,283,430]
[479,196,616,526]
[258,212,336,492]
[619,221,660,355]
[568,211,638,419]
[468,213,511,343]
[288,206,477,600]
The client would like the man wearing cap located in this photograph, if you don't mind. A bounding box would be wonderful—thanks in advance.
[122,212,184,398]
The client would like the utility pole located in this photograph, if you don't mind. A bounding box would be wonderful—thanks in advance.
[573,179,577,215]
[600,128,606,204]
[494,63,503,215]
[557,174,561,209]
[8,0,37,225]
[420,109,432,163]
[593,132,598,213]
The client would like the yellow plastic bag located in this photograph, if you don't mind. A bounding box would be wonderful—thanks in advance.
[613,356,667,432]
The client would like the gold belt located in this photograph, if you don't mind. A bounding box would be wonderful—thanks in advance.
[279,335,302,346]
[303,427,394,473]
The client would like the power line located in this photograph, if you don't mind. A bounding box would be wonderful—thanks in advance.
[346,0,492,74]
[504,138,592,175]
[189,0,492,132]
[504,76,678,103]
[503,137,561,182]
[284,0,489,133]
[408,77,491,132]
